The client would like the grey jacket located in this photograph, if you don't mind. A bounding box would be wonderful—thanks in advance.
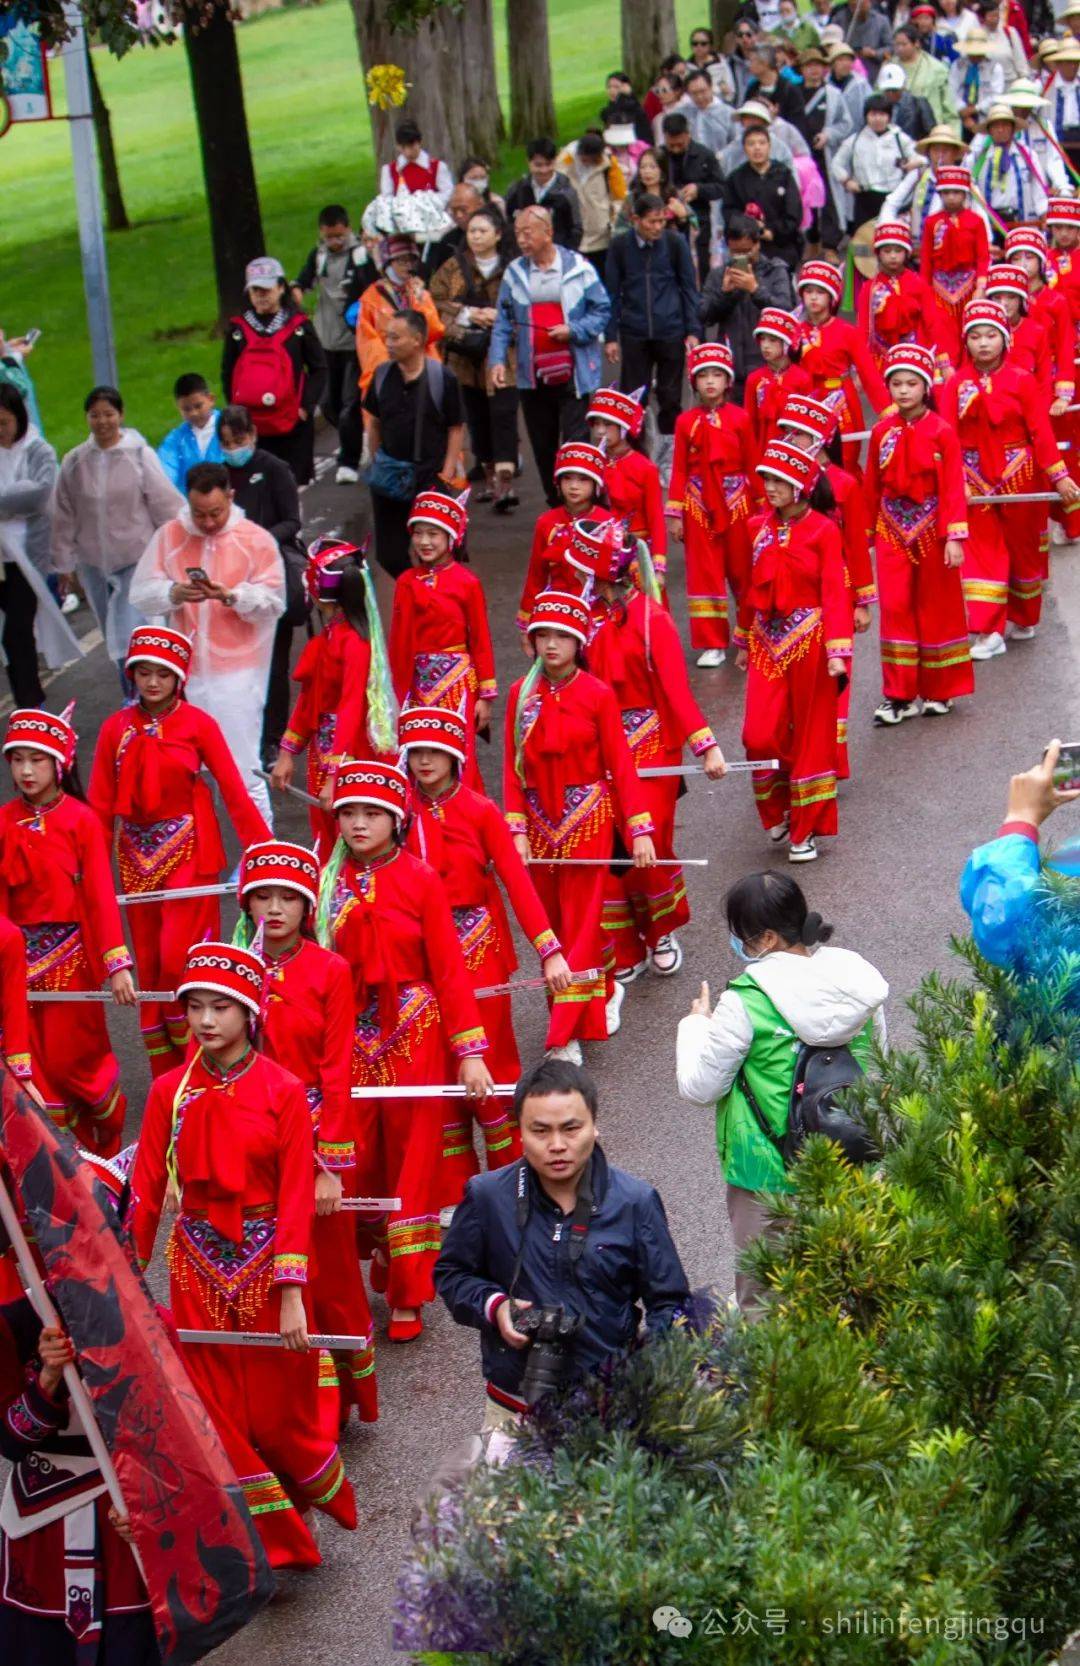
[0,430,58,575]
[699,254,797,392]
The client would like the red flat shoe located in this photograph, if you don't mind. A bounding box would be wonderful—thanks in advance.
[369,1254,388,1294]
[387,1313,423,1344]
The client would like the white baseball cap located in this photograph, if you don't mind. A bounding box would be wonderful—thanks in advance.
[244,256,286,290]
[878,64,906,91]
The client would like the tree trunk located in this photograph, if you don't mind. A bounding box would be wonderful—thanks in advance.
[709,0,743,46]
[181,1,265,328]
[352,0,466,168]
[460,0,504,159]
[621,0,678,97]
[506,0,555,144]
[85,40,130,233]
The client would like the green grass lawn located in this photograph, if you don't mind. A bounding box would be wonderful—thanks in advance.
[0,0,700,453]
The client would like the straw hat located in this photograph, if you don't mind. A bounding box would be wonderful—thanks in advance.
[982,102,1019,128]
[1036,38,1064,63]
[1003,77,1049,110]
[736,100,775,124]
[915,122,967,154]
[1051,39,1080,63]
[825,37,856,60]
[962,27,989,55]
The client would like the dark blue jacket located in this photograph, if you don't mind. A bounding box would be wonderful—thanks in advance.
[434,1144,689,1400]
[604,230,700,344]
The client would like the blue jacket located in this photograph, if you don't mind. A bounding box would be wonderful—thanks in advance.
[157,413,224,492]
[489,247,610,397]
[960,826,1042,967]
[604,229,700,343]
[434,1143,689,1401]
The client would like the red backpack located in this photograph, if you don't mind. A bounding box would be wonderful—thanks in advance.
[229,313,305,436]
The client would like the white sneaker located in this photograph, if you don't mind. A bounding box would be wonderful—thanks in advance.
[61,591,80,615]
[768,817,790,845]
[648,934,683,976]
[1051,520,1070,547]
[1005,623,1037,641]
[546,1041,583,1065]
[335,464,360,484]
[922,699,953,717]
[696,648,726,668]
[605,978,625,1036]
[873,697,920,726]
[788,836,818,863]
[615,958,647,986]
[970,631,1006,660]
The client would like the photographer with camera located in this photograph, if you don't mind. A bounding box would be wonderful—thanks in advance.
[435,1057,689,1449]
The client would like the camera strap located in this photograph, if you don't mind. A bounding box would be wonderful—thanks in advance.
[508,1157,595,1299]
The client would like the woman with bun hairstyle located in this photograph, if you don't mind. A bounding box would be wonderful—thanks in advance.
[272,538,397,859]
[676,870,888,1314]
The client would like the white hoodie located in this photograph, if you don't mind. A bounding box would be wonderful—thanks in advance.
[676,945,889,1108]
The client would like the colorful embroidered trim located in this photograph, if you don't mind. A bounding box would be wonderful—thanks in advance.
[273,1252,309,1285]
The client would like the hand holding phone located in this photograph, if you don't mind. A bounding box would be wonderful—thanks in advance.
[186,567,210,585]
[1049,741,1080,793]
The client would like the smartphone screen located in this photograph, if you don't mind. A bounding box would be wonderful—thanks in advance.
[1052,743,1080,792]
[23,327,41,348]
[186,567,209,584]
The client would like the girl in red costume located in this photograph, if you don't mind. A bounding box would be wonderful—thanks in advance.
[315,760,492,1342]
[271,539,398,859]
[735,441,851,864]
[743,308,812,468]
[939,299,1080,660]
[0,707,134,1153]
[563,519,725,991]
[857,222,948,379]
[919,167,990,365]
[236,839,376,1428]
[864,342,974,725]
[89,626,269,1078]
[1005,226,1075,417]
[795,260,889,476]
[985,263,1053,395]
[587,387,668,587]
[517,442,616,638]
[504,591,656,1063]
[400,705,571,1194]
[775,395,875,780]
[389,491,497,790]
[666,341,755,667]
[130,940,357,1570]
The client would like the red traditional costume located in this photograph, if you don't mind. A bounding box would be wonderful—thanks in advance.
[939,301,1075,636]
[0,914,31,1083]
[317,761,488,1312]
[865,345,974,707]
[130,943,357,1571]
[0,1296,156,1665]
[588,389,668,583]
[1040,203,1080,464]
[565,522,717,975]
[0,710,132,1155]
[389,493,497,790]
[279,539,398,859]
[986,264,1053,395]
[401,707,560,1192]
[517,444,613,634]
[795,264,889,472]
[89,628,269,1078]
[504,593,654,1047]
[237,841,376,1427]
[736,444,852,848]
[666,343,754,651]
[857,224,948,377]
[919,170,991,364]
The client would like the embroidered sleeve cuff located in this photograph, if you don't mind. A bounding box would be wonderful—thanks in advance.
[477,680,498,700]
[687,726,716,756]
[628,812,655,836]
[946,522,969,538]
[652,553,668,574]
[103,947,134,975]
[1047,460,1069,481]
[533,928,561,960]
[855,585,877,605]
[505,812,528,835]
[484,1291,508,1326]
[6,1376,68,1445]
[732,626,749,650]
[5,1053,31,1080]
[665,499,684,513]
[997,821,1039,841]
[273,1253,309,1285]
[450,1026,488,1058]
[279,730,306,755]
[1055,382,1075,399]
[516,610,530,633]
[825,638,853,657]
[317,1139,355,1172]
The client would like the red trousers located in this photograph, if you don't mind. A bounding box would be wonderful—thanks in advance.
[24,924,125,1155]
[682,485,750,651]
[878,537,974,702]
[528,858,611,1047]
[440,912,523,1203]
[127,890,219,1078]
[311,1204,378,1425]
[169,1228,356,1571]
[602,773,687,972]
[743,637,840,845]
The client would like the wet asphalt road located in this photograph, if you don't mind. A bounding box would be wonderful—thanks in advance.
[10,434,1080,1665]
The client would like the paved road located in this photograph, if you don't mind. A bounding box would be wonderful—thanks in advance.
[15,440,1080,1663]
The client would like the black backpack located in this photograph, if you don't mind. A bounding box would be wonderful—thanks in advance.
[738,1040,877,1168]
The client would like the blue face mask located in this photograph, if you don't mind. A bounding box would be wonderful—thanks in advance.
[222,445,254,468]
[729,932,752,960]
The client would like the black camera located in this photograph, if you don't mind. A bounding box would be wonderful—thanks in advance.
[510,1302,583,1405]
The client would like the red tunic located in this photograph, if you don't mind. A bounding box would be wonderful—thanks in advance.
[0,793,132,1152]
[131,1049,355,1569]
[1009,311,1054,395]
[517,506,617,634]
[865,409,973,704]
[823,462,874,780]
[667,404,755,646]
[406,782,559,1186]
[856,267,947,375]
[603,448,668,575]
[389,559,497,788]
[504,668,652,1046]
[260,937,376,1424]
[743,363,814,465]
[89,698,269,1075]
[280,619,375,855]
[919,210,991,360]
[797,316,889,463]
[1031,283,1076,403]
[0,915,30,1081]
[323,845,487,1309]
[589,591,717,969]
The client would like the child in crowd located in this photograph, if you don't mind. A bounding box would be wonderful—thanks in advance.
[156,372,223,491]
